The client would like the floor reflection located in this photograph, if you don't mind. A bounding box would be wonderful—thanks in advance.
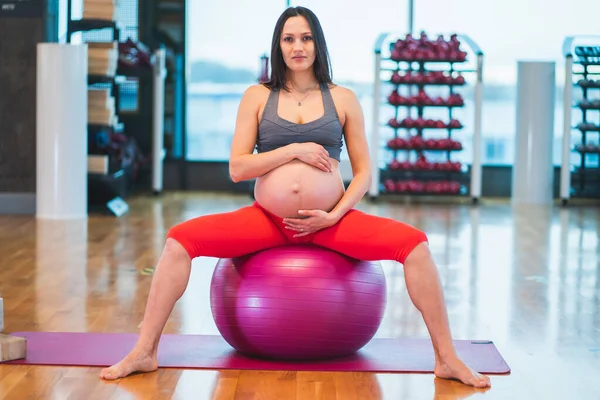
[1,193,599,399]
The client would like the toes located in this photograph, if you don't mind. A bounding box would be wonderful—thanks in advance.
[462,372,490,388]
[100,368,117,380]
[105,372,118,380]
[474,377,491,388]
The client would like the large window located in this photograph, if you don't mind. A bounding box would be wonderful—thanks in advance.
[186,1,285,160]
[412,0,600,165]
[186,1,600,165]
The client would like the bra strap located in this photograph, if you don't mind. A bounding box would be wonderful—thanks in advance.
[262,88,279,120]
[320,83,340,120]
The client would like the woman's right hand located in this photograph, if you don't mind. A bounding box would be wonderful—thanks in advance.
[291,142,333,172]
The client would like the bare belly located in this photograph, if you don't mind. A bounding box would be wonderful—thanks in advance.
[254,159,345,219]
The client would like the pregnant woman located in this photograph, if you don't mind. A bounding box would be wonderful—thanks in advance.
[100,6,490,388]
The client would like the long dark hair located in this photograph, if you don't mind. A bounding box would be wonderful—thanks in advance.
[263,6,333,91]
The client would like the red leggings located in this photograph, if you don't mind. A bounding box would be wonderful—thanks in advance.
[167,201,428,264]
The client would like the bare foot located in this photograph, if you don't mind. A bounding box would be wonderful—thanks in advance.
[434,356,491,388]
[100,350,158,380]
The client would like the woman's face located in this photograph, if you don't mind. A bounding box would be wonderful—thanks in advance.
[280,16,316,74]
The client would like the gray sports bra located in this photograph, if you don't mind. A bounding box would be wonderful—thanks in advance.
[256,83,344,161]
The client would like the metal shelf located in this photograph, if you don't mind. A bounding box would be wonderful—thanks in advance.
[369,31,484,202]
[561,35,600,203]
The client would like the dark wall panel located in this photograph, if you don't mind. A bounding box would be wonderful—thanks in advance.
[0,19,44,192]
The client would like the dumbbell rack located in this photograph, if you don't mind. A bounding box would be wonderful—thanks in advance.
[560,36,600,204]
[369,32,484,203]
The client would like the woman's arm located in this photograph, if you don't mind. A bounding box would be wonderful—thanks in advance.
[229,86,296,183]
[329,88,372,220]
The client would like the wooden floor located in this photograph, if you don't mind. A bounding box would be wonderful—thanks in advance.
[0,192,599,399]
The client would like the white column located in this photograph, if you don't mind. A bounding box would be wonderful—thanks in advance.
[36,43,88,219]
[560,56,574,202]
[369,50,382,198]
[511,61,556,205]
[470,54,484,201]
[152,48,167,194]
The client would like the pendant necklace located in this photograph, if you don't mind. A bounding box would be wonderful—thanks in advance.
[290,83,318,106]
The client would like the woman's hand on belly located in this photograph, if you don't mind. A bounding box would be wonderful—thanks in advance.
[282,209,340,237]
[290,142,333,173]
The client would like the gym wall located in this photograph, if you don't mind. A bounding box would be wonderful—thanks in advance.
[0,1,57,214]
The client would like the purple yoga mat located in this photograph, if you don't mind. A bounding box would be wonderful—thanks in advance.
[4,332,510,374]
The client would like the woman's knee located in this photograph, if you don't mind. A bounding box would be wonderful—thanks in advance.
[403,240,431,265]
[164,228,193,260]
[398,227,429,264]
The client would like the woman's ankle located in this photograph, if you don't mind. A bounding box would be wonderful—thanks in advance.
[432,341,458,362]
[131,341,158,357]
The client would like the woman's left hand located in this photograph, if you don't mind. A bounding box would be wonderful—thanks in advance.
[283,209,339,237]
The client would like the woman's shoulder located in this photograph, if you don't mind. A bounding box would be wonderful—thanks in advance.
[327,83,360,111]
[328,83,358,101]
[240,84,271,109]
[244,83,272,97]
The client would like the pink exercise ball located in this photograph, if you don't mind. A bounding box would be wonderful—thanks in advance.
[210,244,387,360]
